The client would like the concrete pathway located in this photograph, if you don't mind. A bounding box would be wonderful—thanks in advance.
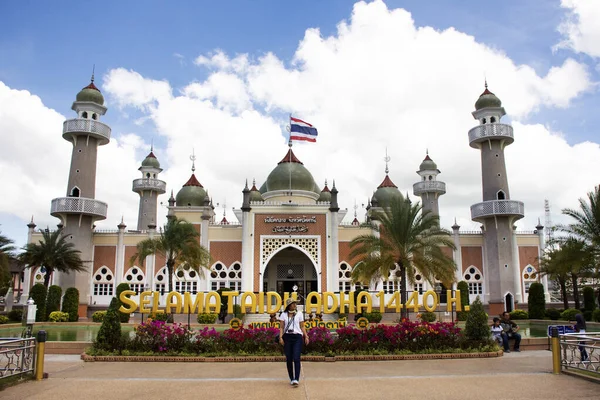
[2,351,598,399]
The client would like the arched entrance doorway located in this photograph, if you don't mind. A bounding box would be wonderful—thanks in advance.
[505,293,514,312]
[262,246,318,305]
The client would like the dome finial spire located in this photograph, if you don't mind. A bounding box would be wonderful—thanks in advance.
[484,78,488,90]
[384,147,391,175]
[190,149,196,173]
[91,64,95,83]
[151,138,154,152]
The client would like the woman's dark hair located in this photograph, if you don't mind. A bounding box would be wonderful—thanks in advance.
[493,317,500,323]
[575,314,586,331]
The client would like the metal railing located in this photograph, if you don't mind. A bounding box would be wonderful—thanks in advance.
[470,200,524,220]
[0,337,36,380]
[132,178,167,193]
[468,123,514,147]
[51,197,108,220]
[560,333,600,375]
[413,181,446,195]
[63,118,111,144]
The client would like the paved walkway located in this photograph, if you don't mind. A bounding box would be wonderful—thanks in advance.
[2,351,598,399]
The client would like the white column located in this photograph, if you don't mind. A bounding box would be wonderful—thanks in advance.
[512,225,523,304]
[20,223,36,304]
[536,225,550,302]
[115,225,125,285]
[481,225,490,304]
[452,226,462,284]
[146,227,156,292]
[329,211,339,293]
[241,211,253,292]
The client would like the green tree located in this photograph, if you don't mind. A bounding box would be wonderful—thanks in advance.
[45,285,62,321]
[0,230,16,289]
[582,286,596,312]
[95,297,122,351]
[130,217,211,292]
[349,197,456,318]
[553,238,592,310]
[464,297,490,342]
[561,186,600,252]
[29,283,47,322]
[19,229,86,288]
[456,281,470,321]
[62,287,80,322]
[116,283,131,323]
[527,282,546,319]
[538,245,570,309]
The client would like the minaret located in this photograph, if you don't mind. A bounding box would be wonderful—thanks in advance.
[50,72,111,308]
[132,148,166,230]
[412,151,446,221]
[469,82,524,315]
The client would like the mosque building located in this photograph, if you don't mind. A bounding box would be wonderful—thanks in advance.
[16,77,548,318]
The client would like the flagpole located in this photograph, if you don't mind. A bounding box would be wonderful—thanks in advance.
[288,114,292,192]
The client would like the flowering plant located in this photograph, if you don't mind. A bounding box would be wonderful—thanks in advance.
[133,319,192,352]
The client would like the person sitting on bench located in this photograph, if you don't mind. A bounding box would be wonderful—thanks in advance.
[500,311,521,352]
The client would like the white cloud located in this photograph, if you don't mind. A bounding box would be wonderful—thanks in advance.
[556,0,600,58]
[2,0,598,244]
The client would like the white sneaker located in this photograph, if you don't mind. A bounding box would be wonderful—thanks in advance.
[291,380,299,386]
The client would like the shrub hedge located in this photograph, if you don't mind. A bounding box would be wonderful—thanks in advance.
[560,308,580,321]
[116,283,131,323]
[95,297,122,351]
[456,281,469,321]
[527,283,545,319]
[509,309,529,320]
[45,285,62,321]
[197,313,218,324]
[62,287,80,322]
[545,308,561,320]
[30,283,47,322]
[419,311,436,323]
[592,309,600,323]
[0,315,8,324]
[48,311,69,322]
[464,297,490,342]
[7,309,23,322]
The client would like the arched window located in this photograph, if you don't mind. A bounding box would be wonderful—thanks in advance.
[505,293,514,312]
[482,118,487,124]
[463,266,483,299]
[124,266,145,294]
[382,264,402,294]
[174,266,199,294]
[428,175,433,181]
[522,265,538,297]
[210,262,242,291]
[93,267,114,297]
[33,267,47,285]
[146,173,151,178]
[82,111,88,119]
[155,267,167,295]
[70,187,80,197]
[92,113,97,120]
[497,190,506,200]
[490,116,496,123]
[338,262,352,293]
[413,273,424,294]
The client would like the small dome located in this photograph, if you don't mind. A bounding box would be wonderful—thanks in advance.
[318,183,331,202]
[419,154,437,171]
[475,86,501,110]
[249,182,263,202]
[176,174,206,206]
[141,151,160,168]
[76,81,105,105]
[373,175,403,206]
[260,149,319,194]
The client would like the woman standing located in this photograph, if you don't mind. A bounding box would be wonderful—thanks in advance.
[279,298,309,386]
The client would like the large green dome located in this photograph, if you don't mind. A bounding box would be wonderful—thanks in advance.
[141,151,161,168]
[475,86,501,110]
[260,149,319,194]
[249,182,264,202]
[76,81,105,105]
[373,175,403,206]
[419,154,437,171]
[176,174,206,206]
[318,183,331,202]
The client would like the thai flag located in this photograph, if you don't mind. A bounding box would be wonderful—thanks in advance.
[290,116,318,143]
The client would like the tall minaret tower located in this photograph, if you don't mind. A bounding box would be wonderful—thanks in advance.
[50,73,110,309]
[469,82,524,315]
[132,148,166,230]
[412,152,446,221]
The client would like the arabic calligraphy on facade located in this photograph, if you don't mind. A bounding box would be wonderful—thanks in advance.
[264,215,317,223]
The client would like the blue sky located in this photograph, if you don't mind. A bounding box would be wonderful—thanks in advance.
[0,0,598,247]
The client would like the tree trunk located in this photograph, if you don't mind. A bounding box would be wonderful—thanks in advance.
[167,260,174,293]
[571,272,580,310]
[559,278,569,310]
[43,269,52,289]
[399,263,407,319]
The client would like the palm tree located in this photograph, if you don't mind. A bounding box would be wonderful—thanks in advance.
[538,244,571,309]
[349,197,456,318]
[19,229,86,288]
[561,186,600,253]
[130,217,211,293]
[0,231,16,289]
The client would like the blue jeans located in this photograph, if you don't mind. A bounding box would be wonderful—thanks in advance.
[283,333,303,381]
[501,332,521,351]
